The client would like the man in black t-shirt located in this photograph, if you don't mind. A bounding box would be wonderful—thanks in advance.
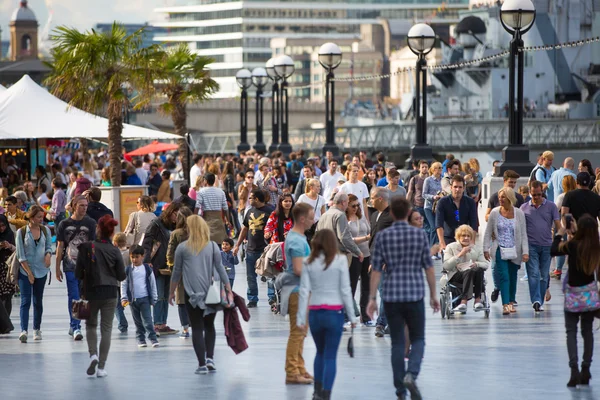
[233,189,275,307]
[485,170,525,222]
[55,195,97,340]
[562,172,600,222]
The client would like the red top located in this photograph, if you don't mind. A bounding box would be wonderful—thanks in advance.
[264,212,293,244]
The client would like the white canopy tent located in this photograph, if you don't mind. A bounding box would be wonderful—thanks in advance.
[0,75,178,141]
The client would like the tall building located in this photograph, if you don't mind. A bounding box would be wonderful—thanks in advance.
[153,0,469,98]
[94,23,166,49]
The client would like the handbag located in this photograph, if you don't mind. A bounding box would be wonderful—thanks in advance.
[499,246,517,260]
[205,243,224,306]
[347,326,354,358]
[564,270,600,313]
[72,243,93,320]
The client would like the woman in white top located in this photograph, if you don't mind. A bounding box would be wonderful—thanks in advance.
[483,187,529,315]
[296,178,326,224]
[345,194,372,325]
[297,229,357,400]
[123,195,157,247]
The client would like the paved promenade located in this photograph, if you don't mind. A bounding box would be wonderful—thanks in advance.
[0,259,597,400]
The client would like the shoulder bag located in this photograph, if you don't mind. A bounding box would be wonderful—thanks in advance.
[205,243,224,306]
[564,270,600,313]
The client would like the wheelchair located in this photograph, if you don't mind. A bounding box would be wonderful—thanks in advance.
[439,271,490,319]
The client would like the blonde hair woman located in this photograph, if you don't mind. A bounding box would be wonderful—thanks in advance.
[189,175,205,202]
[123,195,157,247]
[443,225,489,312]
[483,187,529,315]
[169,215,232,375]
[296,178,326,224]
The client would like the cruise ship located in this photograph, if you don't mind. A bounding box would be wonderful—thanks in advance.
[153,0,470,98]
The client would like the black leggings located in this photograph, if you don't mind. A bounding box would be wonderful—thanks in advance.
[185,297,217,367]
[565,311,595,368]
[349,256,371,323]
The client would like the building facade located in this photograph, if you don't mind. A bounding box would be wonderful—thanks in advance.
[152,0,469,98]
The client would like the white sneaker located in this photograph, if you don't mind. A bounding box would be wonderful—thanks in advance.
[520,276,528,281]
[87,355,99,376]
[74,329,83,341]
[19,331,27,343]
[96,369,108,378]
[453,303,467,312]
[473,302,484,311]
[33,330,42,340]
[539,305,545,311]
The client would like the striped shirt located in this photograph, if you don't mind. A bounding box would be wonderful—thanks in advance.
[195,187,228,214]
[371,221,433,302]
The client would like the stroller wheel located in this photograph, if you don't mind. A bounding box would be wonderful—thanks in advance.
[440,291,447,319]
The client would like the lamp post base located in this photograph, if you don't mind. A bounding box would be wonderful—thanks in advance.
[253,142,267,155]
[493,144,534,177]
[237,142,251,154]
[322,142,340,157]
[278,142,292,156]
[268,143,279,155]
[405,144,434,167]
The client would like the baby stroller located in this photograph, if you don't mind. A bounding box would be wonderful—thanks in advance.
[255,242,286,314]
[439,271,490,319]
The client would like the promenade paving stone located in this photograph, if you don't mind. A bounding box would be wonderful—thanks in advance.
[1,259,598,400]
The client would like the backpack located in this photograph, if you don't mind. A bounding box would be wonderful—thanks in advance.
[6,226,50,285]
[529,165,556,183]
[289,161,302,183]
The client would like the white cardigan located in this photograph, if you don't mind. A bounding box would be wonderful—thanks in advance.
[483,207,529,264]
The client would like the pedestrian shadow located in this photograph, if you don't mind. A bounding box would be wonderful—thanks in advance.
[570,387,596,400]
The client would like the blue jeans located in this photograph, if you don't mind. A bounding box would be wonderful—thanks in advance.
[384,300,426,397]
[153,274,170,325]
[131,297,157,342]
[495,249,519,305]
[65,271,81,331]
[491,259,499,289]
[54,212,66,232]
[246,250,275,303]
[376,279,387,327]
[115,302,128,332]
[309,309,344,391]
[178,304,190,329]
[424,208,438,245]
[115,287,128,332]
[18,272,47,332]
[526,245,552,305]
[556,234,568,272]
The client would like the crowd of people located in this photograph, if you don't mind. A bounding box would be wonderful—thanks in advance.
[0,145,599,398]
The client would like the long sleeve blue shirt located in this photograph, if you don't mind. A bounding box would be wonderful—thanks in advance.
[17,225,52,279]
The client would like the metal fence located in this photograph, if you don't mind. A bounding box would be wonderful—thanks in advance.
[189,118,600,154]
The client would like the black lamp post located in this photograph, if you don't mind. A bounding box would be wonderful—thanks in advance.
[406,23,436,166]
[274,55,295,156]
[495,0,536,176]
[236,69,252,153]
[266,57,280,155]
[318,42,342,157]
[252,67,268,154]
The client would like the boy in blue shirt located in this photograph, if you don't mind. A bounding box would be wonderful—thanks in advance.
[121,245,159,348]
[221,238,238,288]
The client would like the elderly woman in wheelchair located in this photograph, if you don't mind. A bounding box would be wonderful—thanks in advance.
[441,225,490,316]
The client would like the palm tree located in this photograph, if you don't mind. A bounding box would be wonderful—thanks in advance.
[156,44,218,181]
[44,23,161,186]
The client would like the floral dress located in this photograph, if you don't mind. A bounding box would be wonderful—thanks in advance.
[264,212,293,244]
[0,247,15,297]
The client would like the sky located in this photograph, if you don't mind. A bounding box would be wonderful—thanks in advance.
[0,0,166,42]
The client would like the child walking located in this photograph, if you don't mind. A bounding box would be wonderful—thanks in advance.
[113,233,130,333]
[121,245,159,348]
[221,238,238,288]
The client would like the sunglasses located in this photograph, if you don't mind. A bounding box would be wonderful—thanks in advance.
[350,204,359,208]
[246,176,254,179]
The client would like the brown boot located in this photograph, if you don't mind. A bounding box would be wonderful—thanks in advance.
[286,375,313,385]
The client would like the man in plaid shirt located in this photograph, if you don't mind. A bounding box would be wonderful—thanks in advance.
[367,197,439,400]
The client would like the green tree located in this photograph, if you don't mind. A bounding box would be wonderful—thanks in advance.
[44,23,160,186]
[156,44,218,181]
